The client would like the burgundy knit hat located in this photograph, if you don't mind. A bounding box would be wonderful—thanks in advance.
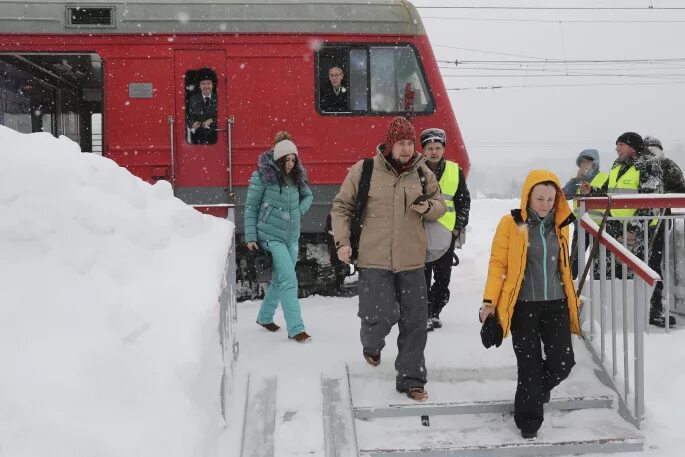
[383,116,416,156]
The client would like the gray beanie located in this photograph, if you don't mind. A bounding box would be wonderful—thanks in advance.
[273,139,298,161]
[643,136,663,151]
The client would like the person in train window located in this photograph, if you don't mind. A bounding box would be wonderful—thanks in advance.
[244,131,314,343]
[320,65,349,112]
[187,69,218,144]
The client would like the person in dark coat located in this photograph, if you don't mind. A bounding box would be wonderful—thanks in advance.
[187,70,218,144]
[643,136,685,327]
[420,128,470,331]
[320,65,349,112]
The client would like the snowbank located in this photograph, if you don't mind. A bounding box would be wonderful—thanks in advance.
[0,126,231,457]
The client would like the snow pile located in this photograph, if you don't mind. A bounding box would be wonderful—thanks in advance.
[0,126,231,457]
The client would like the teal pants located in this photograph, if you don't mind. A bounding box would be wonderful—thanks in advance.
[257,240,305,337]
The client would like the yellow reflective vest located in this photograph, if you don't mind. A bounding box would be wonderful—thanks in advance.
[607,165,639,218]
[573,171,609,223]
[437,161,460,231]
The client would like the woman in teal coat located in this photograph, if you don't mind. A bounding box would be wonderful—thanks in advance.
[244,131,313,342]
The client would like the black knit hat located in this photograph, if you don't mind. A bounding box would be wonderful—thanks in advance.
[480,314,503,349]
[616,132,643,151]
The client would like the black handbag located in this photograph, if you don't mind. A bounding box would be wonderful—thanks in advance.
[253,248,272,283]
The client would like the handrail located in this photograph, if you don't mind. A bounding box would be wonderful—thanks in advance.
[580,215,660,287]
[168,115,175,187]
[578,193,685,210]
[576,212,664,428]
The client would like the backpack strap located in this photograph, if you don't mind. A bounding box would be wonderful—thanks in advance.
[416,165,427,195]
[350,158,374,261]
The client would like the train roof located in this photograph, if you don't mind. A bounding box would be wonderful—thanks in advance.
[0,0,425,36]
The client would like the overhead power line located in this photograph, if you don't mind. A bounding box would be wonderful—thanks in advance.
[446,80,685,91]
[421,16,685,23]
[416,5,685,11]
[438,58,685,65]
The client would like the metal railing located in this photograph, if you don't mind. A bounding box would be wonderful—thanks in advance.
[575,194,685,428]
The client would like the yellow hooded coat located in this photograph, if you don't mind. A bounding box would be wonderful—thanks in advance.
[482,170,581,338]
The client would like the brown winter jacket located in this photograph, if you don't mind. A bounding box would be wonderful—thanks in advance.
[331,148,446,272]
[482,170,581,338]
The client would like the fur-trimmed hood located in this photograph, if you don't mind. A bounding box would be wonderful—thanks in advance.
[257,149,308,187]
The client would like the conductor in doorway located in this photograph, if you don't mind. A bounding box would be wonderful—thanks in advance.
[187,69,218,144]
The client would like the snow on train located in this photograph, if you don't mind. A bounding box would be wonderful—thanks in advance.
[0,0,470,299]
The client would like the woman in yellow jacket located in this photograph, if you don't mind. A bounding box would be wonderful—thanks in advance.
[480,169,581,439]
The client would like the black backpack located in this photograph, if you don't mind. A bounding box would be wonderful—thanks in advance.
[350,159,429,261]
[349,158,375,261]
[329,158,428,262]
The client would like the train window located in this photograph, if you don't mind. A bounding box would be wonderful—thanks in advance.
[370,47,433,114]
[184,68,218,145]
[318,48,351,113]
[317,45,433,115]
[349,49,369,111]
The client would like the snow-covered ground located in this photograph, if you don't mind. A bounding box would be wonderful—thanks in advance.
[1,126,684,456]
[0,126,231,456]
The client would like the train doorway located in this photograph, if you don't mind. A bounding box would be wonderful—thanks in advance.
[0,53,103,153]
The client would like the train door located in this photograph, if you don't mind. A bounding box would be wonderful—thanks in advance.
[173,50,229,216]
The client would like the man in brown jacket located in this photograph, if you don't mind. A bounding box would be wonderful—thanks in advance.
[331,116,446,401]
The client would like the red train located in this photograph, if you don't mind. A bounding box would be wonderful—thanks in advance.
[0,0,469,298]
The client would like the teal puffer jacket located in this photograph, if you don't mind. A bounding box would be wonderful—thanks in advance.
[244,150,313,244]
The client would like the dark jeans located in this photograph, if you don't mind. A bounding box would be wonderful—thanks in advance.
[648,220,667,313]
[424,236,457,318]
[358,268,428,391]
[511,299,575,434]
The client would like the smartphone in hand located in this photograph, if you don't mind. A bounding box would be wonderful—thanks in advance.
[412,195,429,205]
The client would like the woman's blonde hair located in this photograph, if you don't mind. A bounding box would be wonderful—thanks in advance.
[274,130,293,144]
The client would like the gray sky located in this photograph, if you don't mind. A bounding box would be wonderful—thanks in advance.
[412,0,685,196]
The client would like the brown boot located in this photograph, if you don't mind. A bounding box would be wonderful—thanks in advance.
[406,387,428,402]
[363,349,381,367]
[289,331,311,343]
[257,321,280,332]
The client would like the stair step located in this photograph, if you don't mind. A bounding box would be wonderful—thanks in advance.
[353,394,613,419]
[240,375,277,457]
[356,408,642,456]
[322,375,358,457]
[348,363,616,415]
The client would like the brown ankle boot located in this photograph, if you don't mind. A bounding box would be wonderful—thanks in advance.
[289,331,311,342]
[363,350,381,367]
[257,321,280,332]
[406,387,428,402]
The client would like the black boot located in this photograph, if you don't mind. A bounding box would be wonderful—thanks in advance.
[649,308,676,328]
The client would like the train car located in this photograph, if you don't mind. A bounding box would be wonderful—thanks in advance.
[0,0,470,299]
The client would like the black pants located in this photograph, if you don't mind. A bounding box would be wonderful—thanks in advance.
[648,220,667,314]
[424,236,457,318]
[511,299,575,434]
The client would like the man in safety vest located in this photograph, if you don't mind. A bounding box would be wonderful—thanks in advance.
[581,132,663,281]
[562,149,608,279]
[420,128,471,331]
